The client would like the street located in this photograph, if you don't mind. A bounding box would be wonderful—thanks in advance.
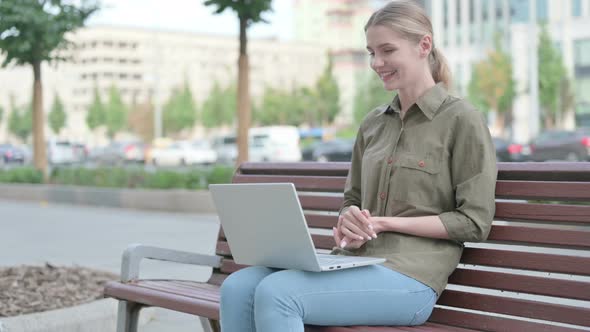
[0,199,220,331]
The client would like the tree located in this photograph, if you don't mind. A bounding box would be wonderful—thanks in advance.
[0,0,98,176]
[353,72,394,125]
[128,98,155,142]
[538,24,569,129]
[205,0,273,164]
[315,56,340,125]
[201,82,236,128]
[48,93,66,135]
[8,101,32,142]
[467,35,515,137]
[104,86,128,139]
[86,87,106,131]
[162,80,197,136]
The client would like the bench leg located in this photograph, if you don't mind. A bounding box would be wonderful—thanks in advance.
[201,318,220,332]
[116,301,141,332]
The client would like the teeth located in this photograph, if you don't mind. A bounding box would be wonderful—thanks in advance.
[380,70,396,79]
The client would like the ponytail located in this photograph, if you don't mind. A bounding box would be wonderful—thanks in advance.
[429,47,452,89]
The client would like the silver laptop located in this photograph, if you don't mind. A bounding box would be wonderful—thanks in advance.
[209,183,386,272]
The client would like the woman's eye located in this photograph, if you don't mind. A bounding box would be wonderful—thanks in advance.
[368,52,375,57]
[384,49,394,54]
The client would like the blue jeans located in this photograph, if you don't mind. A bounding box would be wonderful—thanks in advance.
[219,265,437,332]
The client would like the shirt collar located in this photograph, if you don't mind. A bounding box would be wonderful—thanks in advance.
[380,82,448,120]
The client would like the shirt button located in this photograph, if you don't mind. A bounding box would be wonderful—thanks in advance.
[387,157,394,165]
[380,192,386,200]
[418,160,425,168]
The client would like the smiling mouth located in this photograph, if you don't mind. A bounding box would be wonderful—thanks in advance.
[379,70,398,80]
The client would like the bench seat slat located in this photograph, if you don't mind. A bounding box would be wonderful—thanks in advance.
[495,180,590,201]
[438,290,590,327]
[495,202,590,224]
[429,307,587,332]
[448,268,590,301]
[104,280,221,319]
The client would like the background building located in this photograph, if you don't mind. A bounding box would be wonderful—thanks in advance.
[0,25,328,145]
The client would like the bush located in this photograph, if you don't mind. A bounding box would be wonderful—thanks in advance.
[46,165,235,190]
[0,167,43,184]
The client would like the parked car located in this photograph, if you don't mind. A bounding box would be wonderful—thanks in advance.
[96,141,145,165]
[528,129,590,162]
[212,135,237,165]
[248,126,302,162]
[302,139,355,162]
[47,140,76,165]
[492,137,530,162]
[150,140,217,166]
[0,144,25,165]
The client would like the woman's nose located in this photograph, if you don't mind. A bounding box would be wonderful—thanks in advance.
[371,56,384,69]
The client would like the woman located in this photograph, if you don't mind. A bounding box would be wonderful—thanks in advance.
[219,1,497,331]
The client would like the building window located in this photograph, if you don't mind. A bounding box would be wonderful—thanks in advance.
[573,0,582,17]
[574,39,590,67]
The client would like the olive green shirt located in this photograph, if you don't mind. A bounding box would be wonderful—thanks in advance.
[334,83,497,296]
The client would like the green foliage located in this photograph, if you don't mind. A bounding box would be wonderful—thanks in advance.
[538,24,569,127]
[8,101,32,141]
[104,86,128,138]
[201,82,236,128]
[467,35,515,114]
[48,165,235,189]
[48,93,67,134]
[0,0,99,67]
[353,72,394,124]
[255,87,299,126]
[0,167,43,184]
[204,0,273,27]
[86,87,105,131]
[163,80,197,136]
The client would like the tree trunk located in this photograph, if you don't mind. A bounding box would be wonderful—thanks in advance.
[32,61,47,180]
[236,17,250,166]
[495,111,506,138]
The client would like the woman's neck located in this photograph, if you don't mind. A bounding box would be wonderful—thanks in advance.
[398,75,436,115]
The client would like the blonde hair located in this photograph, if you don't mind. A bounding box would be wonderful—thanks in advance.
[365,0,452,88]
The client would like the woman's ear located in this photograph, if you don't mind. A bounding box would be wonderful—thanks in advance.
[418,35,433,58]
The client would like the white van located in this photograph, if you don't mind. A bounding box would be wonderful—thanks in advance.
[248,126,301,162]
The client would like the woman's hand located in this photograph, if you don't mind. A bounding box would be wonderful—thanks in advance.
[333,206,378,249]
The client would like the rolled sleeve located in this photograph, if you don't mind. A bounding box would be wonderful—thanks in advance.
[439,110,497,243]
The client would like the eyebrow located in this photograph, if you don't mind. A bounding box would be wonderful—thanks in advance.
[366,43,397,51]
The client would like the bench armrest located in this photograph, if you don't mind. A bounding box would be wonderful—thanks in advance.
[120,243,223,282]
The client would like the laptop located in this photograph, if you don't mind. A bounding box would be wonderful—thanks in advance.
[209,183,386,272]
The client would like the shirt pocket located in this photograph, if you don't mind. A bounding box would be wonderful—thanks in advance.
[390,153,442,207]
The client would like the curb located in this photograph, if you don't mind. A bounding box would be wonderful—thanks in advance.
[0,298,154,332]
[0,183,217,214]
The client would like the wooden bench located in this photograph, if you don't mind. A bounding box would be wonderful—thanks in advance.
[104,162,590,332]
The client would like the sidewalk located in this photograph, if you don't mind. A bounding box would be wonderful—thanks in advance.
[0,199,220,331]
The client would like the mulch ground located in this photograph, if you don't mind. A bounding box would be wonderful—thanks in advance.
[0,264,119,317]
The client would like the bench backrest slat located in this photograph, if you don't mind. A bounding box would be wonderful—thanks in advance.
[495,202,590,224]
[430,308,586,332]
[210,162,590,330]
[496,180,590,201]
[449,268,590,301]
[438,290,590,327]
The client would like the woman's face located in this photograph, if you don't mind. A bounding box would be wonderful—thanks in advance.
[365,25,427,91]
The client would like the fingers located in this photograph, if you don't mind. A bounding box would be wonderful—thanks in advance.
[342,207,376,240]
